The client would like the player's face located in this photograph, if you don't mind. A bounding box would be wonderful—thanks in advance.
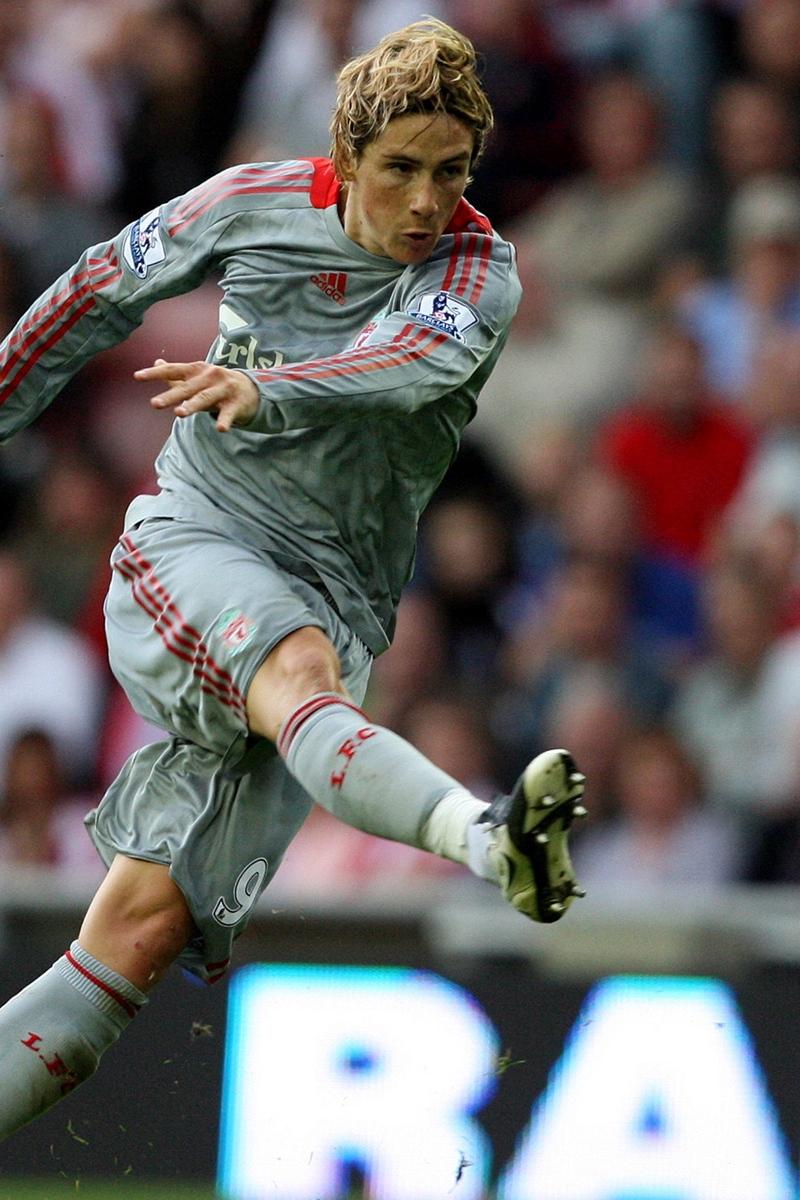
[341,113,474,264]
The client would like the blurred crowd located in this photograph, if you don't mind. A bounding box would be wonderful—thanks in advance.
[2,0,800,897]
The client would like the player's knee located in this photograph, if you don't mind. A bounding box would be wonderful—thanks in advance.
[247,626,344,741]
[270,627,341,694]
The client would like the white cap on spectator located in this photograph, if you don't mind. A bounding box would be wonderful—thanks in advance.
[728,175,800,245]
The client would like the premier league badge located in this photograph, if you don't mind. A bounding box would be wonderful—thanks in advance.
[407,290,478,341]
[123,208,166,279]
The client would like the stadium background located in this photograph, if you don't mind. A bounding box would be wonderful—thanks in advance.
[2,0,800,1196]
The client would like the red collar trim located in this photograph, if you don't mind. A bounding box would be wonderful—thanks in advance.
[308,158,493,236]
[309,158,341,209]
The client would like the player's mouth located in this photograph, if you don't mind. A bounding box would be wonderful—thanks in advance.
[404,231,436,246]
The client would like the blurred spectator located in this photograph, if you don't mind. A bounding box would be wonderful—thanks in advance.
[497,555,673,780]
[544,0,726,168]
[6,0,124,204]
[711,78,798,189]
[367,591,447,729]
[504,421,585,585]
[0,248,28,543]
[112,2,236,217]
[274,803,461,898]
[0,551,105,790]
[446,0,578,225]
[9,449,122,627]
[0,728,102,873]
[714,77,800,186]
[701,78,798,266]
[475,71,696,450]
[0,90,114,313]
[514,460,701,657]
[0,239,21,338]
[598,321,752,564]
[681,175,800,398]
[536,669,633,827]
[517,71,697,309]
[572,727,745,888]
[728,328,800,536]
[96,685,168,791]
[739,0,800,122]
[416,492,521,689]
[232,0,440,164]
[394,690,501,800]
[671,557,800,824]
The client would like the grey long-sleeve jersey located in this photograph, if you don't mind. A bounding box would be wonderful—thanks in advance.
[0,158,521,653]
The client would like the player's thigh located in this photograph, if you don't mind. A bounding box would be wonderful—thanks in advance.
[105,517,331,762]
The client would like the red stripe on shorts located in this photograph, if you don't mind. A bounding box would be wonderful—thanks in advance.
[113,557,244,713]
[115,536,247,718]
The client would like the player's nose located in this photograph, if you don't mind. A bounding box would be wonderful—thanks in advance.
[409,176,438,218]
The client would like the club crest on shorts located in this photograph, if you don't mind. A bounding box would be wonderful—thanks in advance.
[407,290,478,341]
[217,608,257,654]
[123,208,166,278]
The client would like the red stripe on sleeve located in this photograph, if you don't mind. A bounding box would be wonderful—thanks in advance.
[0,297,97,406]
[169,164,309,228]
[441,234,463,291]
[253,327,440,387]
[469,237,493,304]
[0,255,118,394]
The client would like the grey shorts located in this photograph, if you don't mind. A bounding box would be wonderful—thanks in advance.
[86,515,372,983]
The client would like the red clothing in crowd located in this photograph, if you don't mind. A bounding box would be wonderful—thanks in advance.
[599,402,752,564]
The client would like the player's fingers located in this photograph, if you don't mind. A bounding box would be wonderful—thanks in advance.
[214,399,248,433]
[134,359,201,381]
[149,366,222,409]
[173,382,231,418]
[148,378,201,409]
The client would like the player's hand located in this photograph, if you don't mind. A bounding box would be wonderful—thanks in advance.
[134,359,259,433]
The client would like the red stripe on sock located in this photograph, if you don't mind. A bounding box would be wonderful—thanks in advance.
[65,951,141,1020]
[278,694,367,758]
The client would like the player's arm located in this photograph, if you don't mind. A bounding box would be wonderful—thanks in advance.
[0,165,267,443]
[141,237,521,434]
[244,239,520,432]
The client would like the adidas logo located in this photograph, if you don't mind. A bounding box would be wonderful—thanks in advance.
[310,271,348,304]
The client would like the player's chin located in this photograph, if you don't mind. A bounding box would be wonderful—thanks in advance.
[392,234,438,264]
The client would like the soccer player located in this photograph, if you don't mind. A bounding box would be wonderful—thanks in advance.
[0,18,586,1137]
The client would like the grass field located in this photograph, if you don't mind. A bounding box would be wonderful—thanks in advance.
[0,1183,219,1200]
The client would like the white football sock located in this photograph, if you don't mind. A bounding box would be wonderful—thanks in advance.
[0,941,147,1140]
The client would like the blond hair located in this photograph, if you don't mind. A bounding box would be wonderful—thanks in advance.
[330,18,493,177]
